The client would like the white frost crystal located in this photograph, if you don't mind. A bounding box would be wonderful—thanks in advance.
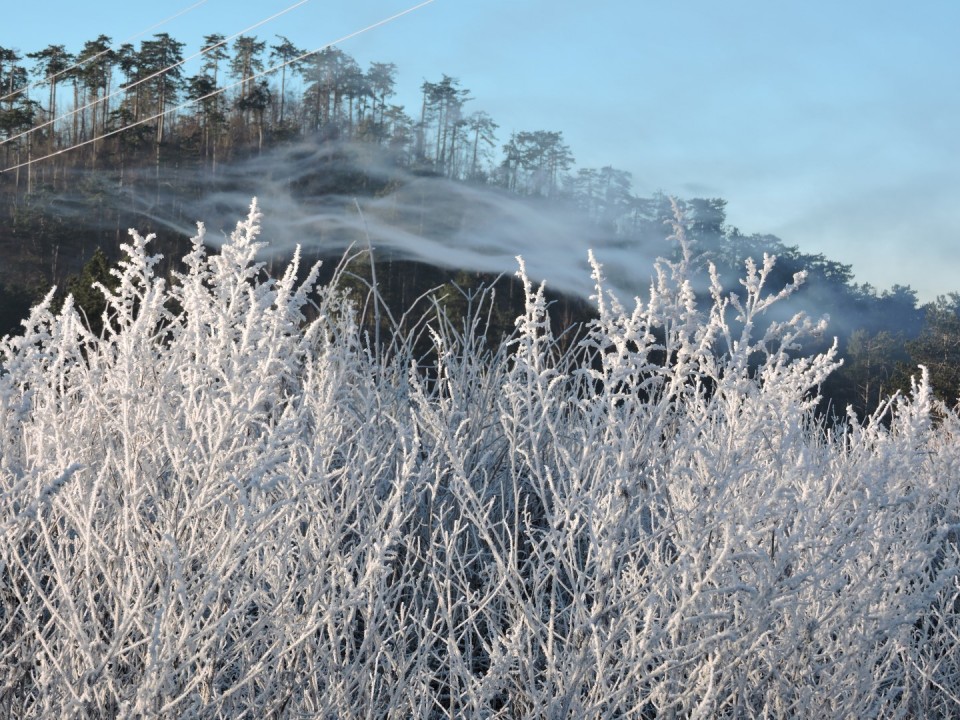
[1,202,957,717]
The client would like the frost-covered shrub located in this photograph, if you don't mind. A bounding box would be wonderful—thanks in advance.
[1,200,958,718]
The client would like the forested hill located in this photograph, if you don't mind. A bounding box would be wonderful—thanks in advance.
[0,33,958,414]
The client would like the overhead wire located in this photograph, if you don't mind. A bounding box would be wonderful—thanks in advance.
[0,0,211,105]
[0,0,439,175]
[0,0,310,150]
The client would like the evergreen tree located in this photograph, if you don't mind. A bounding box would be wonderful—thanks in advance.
[905,294,960,405]
[75,35,114,149]
[269,36,305,130]
[137,33,186,145]
[63,247,118,337]
[0,47,36,189]
[26,43,73,172]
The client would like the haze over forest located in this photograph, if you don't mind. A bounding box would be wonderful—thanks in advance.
[0,23,958,415]
[8,0,959,299]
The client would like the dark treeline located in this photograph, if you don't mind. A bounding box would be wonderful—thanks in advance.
[0,33,958,417]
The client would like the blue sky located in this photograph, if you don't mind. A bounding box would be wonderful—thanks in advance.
[5,0,958,301]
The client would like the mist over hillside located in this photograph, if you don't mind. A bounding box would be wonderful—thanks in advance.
[2,203,959,716]
[3,26,958,420]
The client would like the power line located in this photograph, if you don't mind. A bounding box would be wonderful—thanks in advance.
[0,0,439,175]
[0,0,211,105]
[0,0,310,150]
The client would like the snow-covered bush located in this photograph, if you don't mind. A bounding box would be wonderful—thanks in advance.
[1,200,958,718]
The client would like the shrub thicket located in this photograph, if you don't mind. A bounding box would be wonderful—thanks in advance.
[1,202,958,718]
